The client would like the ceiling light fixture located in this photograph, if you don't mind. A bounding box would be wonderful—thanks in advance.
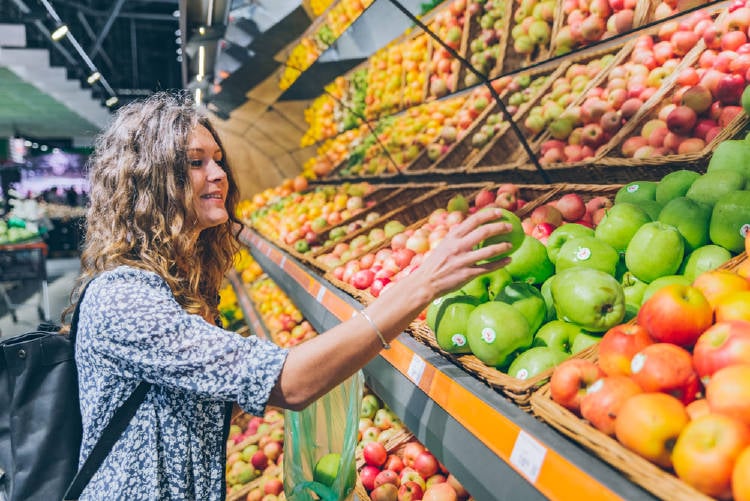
[105,96,119,107]
[86,71,101,84]
[195,88,203,106]
[198,45,206,76]
[51,24,68,41]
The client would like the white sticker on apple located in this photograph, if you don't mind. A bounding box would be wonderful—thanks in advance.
[627,184,639,193]
[576,247,592,261]
[433,297,444,306]
[631,352,646,373]
[587,378,604,394]
[516,368,529,380]
[741,224,750,238]
[481,327,496,343]
[452,334,467,347]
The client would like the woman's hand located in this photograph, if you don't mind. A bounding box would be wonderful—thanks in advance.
[407,207,516,302]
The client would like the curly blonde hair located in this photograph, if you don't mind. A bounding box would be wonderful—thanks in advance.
[66,91,240,323]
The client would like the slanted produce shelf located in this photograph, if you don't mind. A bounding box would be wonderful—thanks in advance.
[238,227,657,501]
[226,270,272,342]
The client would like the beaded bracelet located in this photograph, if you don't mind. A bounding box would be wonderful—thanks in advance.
[360,309,390,349]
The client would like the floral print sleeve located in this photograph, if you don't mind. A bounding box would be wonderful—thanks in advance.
[80,266,288,416]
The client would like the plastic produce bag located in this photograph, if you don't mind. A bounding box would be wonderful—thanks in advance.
[284,370,363,501]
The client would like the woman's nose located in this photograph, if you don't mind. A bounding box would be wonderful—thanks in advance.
[208,160,227,180]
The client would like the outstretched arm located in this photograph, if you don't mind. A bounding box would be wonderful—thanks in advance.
[267,207,514,410]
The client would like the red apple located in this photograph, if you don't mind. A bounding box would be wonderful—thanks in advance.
[693,321,750,382]
[580,376,644,436]
[364,441,388,467]
[361,465,382,491]
[673,413,750,499]
[402,442,426,468]
[706,365,750,428]
[251,451,269,470]
[413,451,439,479]
[398,481,425,501]
[550,359,605,412]
[474,189,495,209]
[422,482,458,501]
[598,323,655,376]
[637,284,713,347]
[630,343,700,404]
[716,73,746,104]
[530,204,563,226]
[375,469,401,488]
[264,478,283,495]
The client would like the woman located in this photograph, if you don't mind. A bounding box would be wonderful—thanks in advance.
[69,92,514,500]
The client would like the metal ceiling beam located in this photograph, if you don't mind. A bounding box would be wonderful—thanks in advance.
[88,0,126,59]
[76,12,115,75]
[10,0,78,66]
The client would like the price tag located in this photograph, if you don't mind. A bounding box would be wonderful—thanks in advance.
[510,430,547,484]
[316,287,326,302]
[280,256,287,269]
[406,354,426,385]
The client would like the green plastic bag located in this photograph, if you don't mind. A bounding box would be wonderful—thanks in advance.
[283,370,363,501]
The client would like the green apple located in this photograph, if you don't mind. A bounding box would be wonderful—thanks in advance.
[681,244,733,282]
[383,220,405,238]
[710,190,750,253]
[655,170,701,205]
[625,222,685,283]
[460,268,512,302]
[551,267,626,332]
[556,236,619,276]
[504,235,554,284]
[533,319,586,353]
[313,452,341,488]
[496,282,547,335]
[615,181,658,204]
[570,331,602,354]
[426,293,481,354]
[594,203,651,253]
[639,200,664,221]
[476,208,526,262]
[686,170,746,208]
[621,272,648,308]
[641,275,691,304]
[706,139,750,180]
[360,394,380,419]
[466,302,533,368]
[540,276,557,322]
[546,223,595,264]
[657,197,712,252]
[447,194,470,213]
[506,346,568,380]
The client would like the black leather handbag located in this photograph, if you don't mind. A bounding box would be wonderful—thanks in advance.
[0,285,150,500]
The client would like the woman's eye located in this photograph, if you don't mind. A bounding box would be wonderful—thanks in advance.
[189,159,203,167]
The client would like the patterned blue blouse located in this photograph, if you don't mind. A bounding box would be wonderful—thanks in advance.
[75,266,288,500]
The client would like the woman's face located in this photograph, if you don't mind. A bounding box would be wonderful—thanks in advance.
[187,124,229,233]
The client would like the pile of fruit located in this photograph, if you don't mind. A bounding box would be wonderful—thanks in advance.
[249,183,375,254]
[548,256,750,500]
[402,34,431,108]
[425,155,746,378]
[280,0,374,90]
[365,45,406,120]
[509,0,554,61]
[357,391,474,500]
[0,218,39,245]
[302,126,369,178]
[236,176,309,221]
[300,78,347,146]
[226,409,285,500]
[218,283,244,331]
[552,0,639,55]
[536,12,714,165]
[463,0,508,87]
[234,248,264,285]
[248,277,318,347]
[427,1,468,99]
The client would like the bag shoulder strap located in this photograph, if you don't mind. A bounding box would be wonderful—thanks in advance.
[63,277,152,500]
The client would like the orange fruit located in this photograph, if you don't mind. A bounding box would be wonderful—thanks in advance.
[715,290,750,323]
[693,270,750,310]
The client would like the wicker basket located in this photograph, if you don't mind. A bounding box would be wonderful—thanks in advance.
[516,182,623,218]
[354,428,416,501]
[503,29,709,176]
[467,40,635,173]
[272,185,406,266]
[425,0,473,101]
[409,320,600,406]
[430,61,569,175]
[322,183,493,300]
[311,185,443,260]
[455,0,514,90]
[500,0,554,74]
[226,466,283,501]
[529,384,712,501]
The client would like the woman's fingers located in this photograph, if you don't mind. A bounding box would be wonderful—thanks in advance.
[450,207,508,239]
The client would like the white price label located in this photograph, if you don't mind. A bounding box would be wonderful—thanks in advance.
[407,354,426,385]
[280,256,287,268]
[510,430,547,484]
[265,246,271,257]
[316,287,326,302]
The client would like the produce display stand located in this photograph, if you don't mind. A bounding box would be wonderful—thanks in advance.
[237,226,657,501]
[0,239,50,323]
[226,270,272,342]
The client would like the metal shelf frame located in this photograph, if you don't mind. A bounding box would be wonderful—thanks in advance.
[239,227,656,501]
